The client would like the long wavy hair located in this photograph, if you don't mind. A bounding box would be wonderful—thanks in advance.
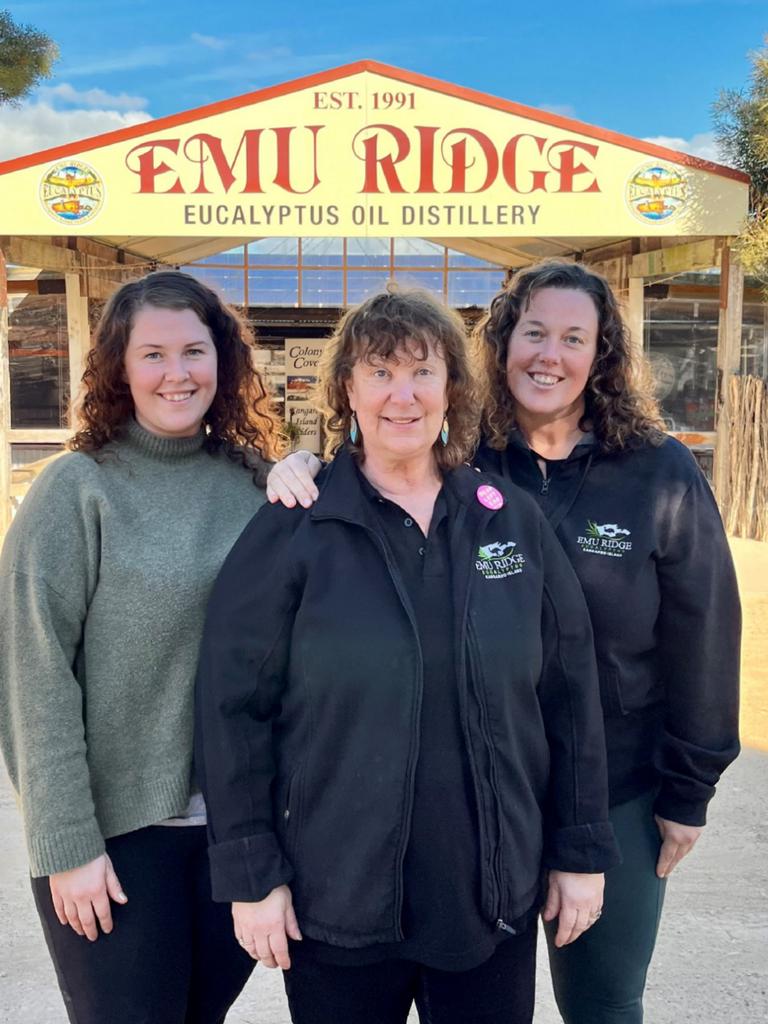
[69,271,283,467]
[316,287,481,469]
[475,260,664,451]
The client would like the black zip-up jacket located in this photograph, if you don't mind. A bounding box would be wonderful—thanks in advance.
[476,433,741,825]
[195,450,619,949]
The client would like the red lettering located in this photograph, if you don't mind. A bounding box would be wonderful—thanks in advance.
[415,126,438,192]
[547,140,600,193]
[501,134,548,193]
[272,126,323,194]
[353,124,411,193]
[182,131,265,194]
[124,139,184,193]
[442,129,498,193]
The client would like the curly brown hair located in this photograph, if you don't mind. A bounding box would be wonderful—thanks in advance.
[316,287,480,469]
[475,260,665,451]
[69,271,284,467]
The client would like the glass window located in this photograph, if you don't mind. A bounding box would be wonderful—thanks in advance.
[193,247,246,266]
[448,270,503,308]
[644,297,719,432]
[248,238,299,265]
[347,238,390,267]
[248,269,299,306]
[448,250,499,269]
[394,270,444,296]
[301,270,343,307]
[394,238,444,268]
[742,301,767,379]
[346,271,391,304]
[301,238,343,267]
[183,266,245,305]
[9,292,70,429]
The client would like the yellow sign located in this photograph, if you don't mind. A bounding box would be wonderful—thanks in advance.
[0,62,750,238]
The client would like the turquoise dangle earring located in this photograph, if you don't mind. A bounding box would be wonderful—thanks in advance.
[440,415,449,446]
[349,411,359,444]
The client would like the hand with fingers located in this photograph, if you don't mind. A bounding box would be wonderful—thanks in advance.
[266,451,322,509]
[233,885,302,969]
[542,870,604,947]
[49,853,128,941]
[655,816,702,878]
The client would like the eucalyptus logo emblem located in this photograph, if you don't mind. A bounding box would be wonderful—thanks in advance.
[475,539,526,580]
[578,520,633,559]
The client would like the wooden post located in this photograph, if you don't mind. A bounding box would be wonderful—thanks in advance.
[713,244,744,513]
[0,248,11,534]
[626,275,645,362]
[65,272,90,428]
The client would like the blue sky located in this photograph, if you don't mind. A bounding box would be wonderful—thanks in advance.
[1,0,765,162]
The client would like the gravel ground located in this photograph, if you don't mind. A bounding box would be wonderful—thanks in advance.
[1,746,766,1024]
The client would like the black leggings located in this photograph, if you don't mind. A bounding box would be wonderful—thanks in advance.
[31,825,254,1024]
[283,924,537,1024]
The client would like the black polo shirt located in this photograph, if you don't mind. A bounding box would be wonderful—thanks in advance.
[295,467,509,971]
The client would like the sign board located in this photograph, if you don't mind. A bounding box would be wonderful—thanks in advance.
[0,62,750,239]
[284,339,327,454]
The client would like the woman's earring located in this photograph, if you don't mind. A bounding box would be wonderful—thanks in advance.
[440,416,449,446]
[349,412,359,444]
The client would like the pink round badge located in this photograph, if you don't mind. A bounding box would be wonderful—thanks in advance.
[476,484,504,510]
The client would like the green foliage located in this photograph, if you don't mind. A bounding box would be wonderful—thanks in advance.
[713,37,768,281]
[0,9,58,106]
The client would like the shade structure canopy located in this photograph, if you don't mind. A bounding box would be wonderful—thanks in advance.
[0,60,749,268]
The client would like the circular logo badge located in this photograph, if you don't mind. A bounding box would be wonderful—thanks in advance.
[40,160,104,224]
[626,163,687,224]
[476,484,504,510]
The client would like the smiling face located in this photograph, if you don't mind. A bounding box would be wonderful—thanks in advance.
[505,287,599,427]
[124,305,218,438]
[345,340,449,466]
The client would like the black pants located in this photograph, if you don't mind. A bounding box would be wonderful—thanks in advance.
[32,825,254,1024]
[283,924,537,1024]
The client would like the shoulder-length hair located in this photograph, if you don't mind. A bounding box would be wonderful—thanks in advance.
[475,260,665,451]
[316,287,480,469]
[69,270,283,464]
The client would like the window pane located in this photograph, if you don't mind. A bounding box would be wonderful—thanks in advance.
[346,271,391,304]
[183,266,245,304]
[11,444,65,515]
[394,270,444,297]
[448,270,504,307]
[448,250,500,269]
[394,238,444,268]
[301,270,343,306]
[347,238,390,267]
[248,269,299,306]
[301,238,343,267]
[194,247,246,266]
[9,293,70,429]
[248,238,298,265]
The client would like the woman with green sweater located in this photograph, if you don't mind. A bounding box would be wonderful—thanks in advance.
[0,271,282,1024]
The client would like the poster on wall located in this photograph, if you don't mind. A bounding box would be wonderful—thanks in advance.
[284,339,327,454]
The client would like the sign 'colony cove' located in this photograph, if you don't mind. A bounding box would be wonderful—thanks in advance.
[0,62,749,237]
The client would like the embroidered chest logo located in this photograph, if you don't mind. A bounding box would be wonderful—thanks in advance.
[577,520,633,558]
[475,540,526,580]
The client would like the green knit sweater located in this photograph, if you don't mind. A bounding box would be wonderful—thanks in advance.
[0,420,266,876]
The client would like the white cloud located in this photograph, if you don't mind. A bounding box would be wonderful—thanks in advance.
[37,83,149,111]
[191,32,228,50]
[641,131,730,165]
[63,45,185,76]
[538,103,577,118]
[0,99,152,161]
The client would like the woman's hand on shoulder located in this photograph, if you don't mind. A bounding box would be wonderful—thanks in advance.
[655,816,703,878]
[542,870,604,947]
[232,885,302,968]
[266,451,322,508]
[49,853,127,941]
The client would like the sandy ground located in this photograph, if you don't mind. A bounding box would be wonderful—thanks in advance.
[0,537,766,1023]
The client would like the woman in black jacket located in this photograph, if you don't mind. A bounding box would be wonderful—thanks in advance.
[195,287,619,1024]
[267,261,741,1024]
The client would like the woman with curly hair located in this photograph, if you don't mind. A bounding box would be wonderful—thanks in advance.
[196,287,620,1024]
[266,261,741,1024]
[0,270,282,1024]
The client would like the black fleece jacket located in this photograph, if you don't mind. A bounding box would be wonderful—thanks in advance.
[476,433,741,825]
[195,450,619,949]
